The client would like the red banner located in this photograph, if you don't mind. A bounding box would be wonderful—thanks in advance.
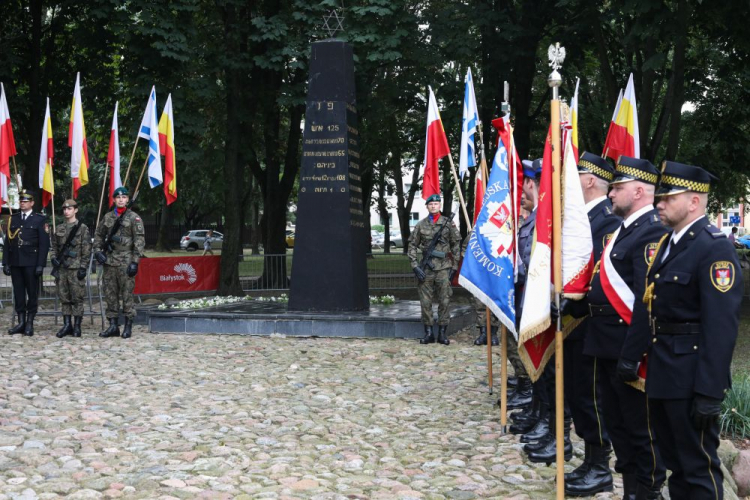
[134,256,220,294]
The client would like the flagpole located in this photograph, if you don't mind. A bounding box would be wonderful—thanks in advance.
[132,155,149,200]
[498,81,512,430]
[96,157,110,229]
[548,43,565,500]
[446,154,471,228]
[123,137,140,186]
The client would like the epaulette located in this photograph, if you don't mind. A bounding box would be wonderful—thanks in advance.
[602,205,613,217]
[650,214,660,223]
[704,224,726,238]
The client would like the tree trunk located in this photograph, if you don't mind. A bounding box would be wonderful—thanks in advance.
[217,3,243,296]
[666,0,691,160]
[154,199,172,252]
[26,0,43,193]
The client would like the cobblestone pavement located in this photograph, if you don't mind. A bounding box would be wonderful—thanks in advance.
[0,317,626,500]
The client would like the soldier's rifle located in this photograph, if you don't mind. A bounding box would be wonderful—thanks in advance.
[50,221,82,280]
[417,212,454,276]
[99,194,138,257]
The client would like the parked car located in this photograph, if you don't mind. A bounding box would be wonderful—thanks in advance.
[286,230,295,248]
[180,230,223,251]
[388,231,404,248]
[735,235,750,249]
[371,230,384,247]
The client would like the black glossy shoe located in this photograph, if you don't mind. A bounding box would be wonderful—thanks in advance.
[473,327,487,345]
[523,431,553,453]
[420,325,435,344]
[56,315,73,338]
[527,435,573,464]
[23,313,35,336]
[565,443,613,497]
[8,314,25,335]
[520,404,550,443]
[437,325,450,345]
[121,318,133,339]
[72,316,83,337]
[507,378,532,409]
[99,318,120,338]
[565,442,591,483]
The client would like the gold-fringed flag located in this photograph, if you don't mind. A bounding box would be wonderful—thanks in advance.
[38,98,54,207]
[68,73,89,198]
[158,94,176,205]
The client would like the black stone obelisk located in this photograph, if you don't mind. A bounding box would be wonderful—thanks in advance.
[288,40,369,311]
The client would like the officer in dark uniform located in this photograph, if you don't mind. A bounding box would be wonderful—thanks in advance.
[561,152,622,495]
[583,156,667,498]
[2,190,50,336]
[621,162,741,500]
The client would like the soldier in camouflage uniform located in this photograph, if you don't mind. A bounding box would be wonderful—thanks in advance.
[93,187,145,339]
[408,194,461,345]
[461,229,500,346]
[51,199,92,338]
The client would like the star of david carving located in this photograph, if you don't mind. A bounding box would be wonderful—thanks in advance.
[322,7,345,38]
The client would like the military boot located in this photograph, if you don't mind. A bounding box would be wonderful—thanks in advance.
[506,377,533,409]
[490,326,499,346]
[565,443,614,496]
[55,315,73,338]
[23,313,35,336]
[99,318,120,338]
[634,483,662,500]
[72,316,83,337]
[121,318,133,339]
[520,402,550,443]
[420,325,435,344]
[8,314,25,335]
[473,327,487,345]
[622,473,638,500]
[526,416,572,464]
[509,393,540,434]
[565,442,592,484]
[437,325,450,345]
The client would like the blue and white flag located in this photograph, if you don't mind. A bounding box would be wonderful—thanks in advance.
[458,68,478,180]
[458,140,516,336]
[138,86,162,188]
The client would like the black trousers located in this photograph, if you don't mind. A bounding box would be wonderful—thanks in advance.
[565,337,610,446]
[598,357,665,487]
[650,398,723,500]
[11,266,39,315]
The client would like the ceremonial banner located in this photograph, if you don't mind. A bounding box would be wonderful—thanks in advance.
[421,87,450,199]
[604,74,639,161]
[69,73,89,198]
[561,131,593,298]
[108,102,122,207]
[459,140,516,333]
[38,99,54,207]
[0,83,16,205]
[138,86,163,188]
[134,256,220,295]
[458,68,478,180]
[159,94,177,205]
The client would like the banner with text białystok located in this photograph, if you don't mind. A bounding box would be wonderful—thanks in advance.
[134,256,220,294]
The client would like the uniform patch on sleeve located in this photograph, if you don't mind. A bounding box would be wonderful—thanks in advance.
[711,261,735,292]
[644,242,658,265]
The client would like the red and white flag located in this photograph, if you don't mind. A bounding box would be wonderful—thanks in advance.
[562,131,593,298]
[421,87,450,200]
[604,74,639,161]
[0,83,17,206]
[107,102,122,207]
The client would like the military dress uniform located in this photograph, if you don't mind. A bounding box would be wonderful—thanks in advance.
[563,153,622,495]
[631,162,742,499]
[93,188,145,339]
[50,199,92,338]
[583,157,668,496]
[2,190,50,336]
[407,195,461,345]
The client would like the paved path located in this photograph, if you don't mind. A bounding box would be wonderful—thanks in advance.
[0,317,624,499]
